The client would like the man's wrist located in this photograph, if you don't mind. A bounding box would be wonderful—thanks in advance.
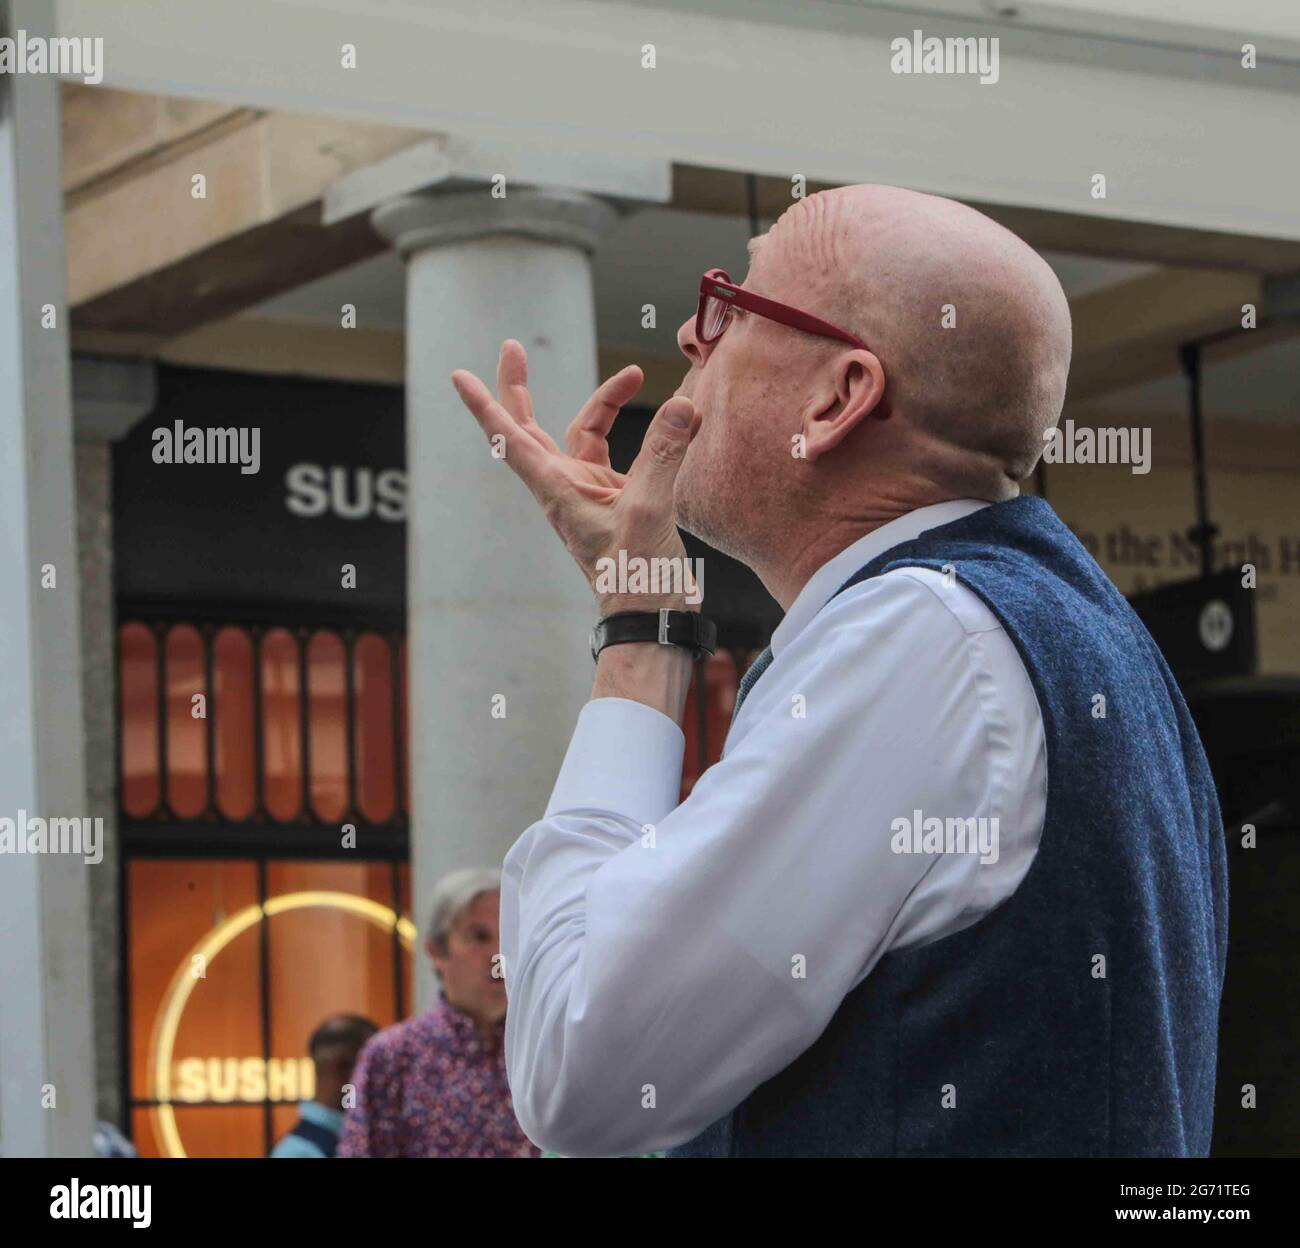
[591,637,695,723]
[596,594,698,616]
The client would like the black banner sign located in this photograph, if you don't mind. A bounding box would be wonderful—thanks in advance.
[114,366,406,623]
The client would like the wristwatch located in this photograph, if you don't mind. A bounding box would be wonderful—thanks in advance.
[590,608,718,662]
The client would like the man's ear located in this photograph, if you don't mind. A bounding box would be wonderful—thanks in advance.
[800,350,888,462]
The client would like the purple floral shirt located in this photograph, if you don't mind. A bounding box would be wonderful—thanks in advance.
[337,994,540,1158]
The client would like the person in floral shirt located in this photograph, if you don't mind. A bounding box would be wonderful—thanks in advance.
[337,867,539,1158]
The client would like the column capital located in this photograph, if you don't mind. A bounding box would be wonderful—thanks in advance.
[372,188,619,259]
[325,136,670,228]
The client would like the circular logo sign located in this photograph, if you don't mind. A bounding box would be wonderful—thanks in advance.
[145,891,415,1158]
[1198,600,1234,653]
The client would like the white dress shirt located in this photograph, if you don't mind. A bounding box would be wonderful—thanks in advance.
[499,499,1048,1157]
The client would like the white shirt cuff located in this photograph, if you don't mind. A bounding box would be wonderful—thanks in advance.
[545,697,686,825]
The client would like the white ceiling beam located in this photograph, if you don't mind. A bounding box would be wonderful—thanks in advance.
[54,0,1300,245]
[848,0,1300,61]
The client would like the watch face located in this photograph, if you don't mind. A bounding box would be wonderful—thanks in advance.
[589,627,599,662]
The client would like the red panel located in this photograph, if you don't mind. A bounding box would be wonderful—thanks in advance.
[353,633,396,824]
[703,651,739,767]
[119,622,159,818]
[399,638,410,817]
[680,666,702,799]
[165,625,207,818]
[260,628,302,822]
[679,652,740,801]
[307,631,348,823]
[124,621,410,830]
[213,627,255,820]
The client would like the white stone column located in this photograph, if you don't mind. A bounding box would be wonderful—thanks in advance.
[0,0,97,1156]
[373,189,618,1013]
[71,358,157,1130]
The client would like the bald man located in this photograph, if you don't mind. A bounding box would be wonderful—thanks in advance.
[451,185,1228,1158]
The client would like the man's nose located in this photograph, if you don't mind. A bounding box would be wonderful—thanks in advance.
[677,315,710,368]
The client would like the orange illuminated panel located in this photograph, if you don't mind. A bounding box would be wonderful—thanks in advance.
[128,860,261,1106]
[307,631,348,823]
[119,623,159,818]
[128,859,414,1157]
[266,862,400,1065]
[165,625,207,818]
[354,634,396,825]
[129,1106,162,1158]
[399,862,414,1006]
[166,1106,265,1160]
[213,627,256,821]
[261,628,302,822]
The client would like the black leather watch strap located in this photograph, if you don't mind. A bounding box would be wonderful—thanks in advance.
[590,609,717,662]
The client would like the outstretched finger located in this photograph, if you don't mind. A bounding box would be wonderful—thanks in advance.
[496,340,562,456]
[565,365,644,466]
[450,369,554,488]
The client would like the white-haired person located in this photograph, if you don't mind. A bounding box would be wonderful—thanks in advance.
[337,867,539,1157]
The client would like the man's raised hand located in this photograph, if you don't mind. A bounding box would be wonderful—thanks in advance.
[450,339,700,614]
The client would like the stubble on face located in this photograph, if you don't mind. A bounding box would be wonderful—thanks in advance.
[672,377,759,561]
[673,376,794,569]
[672,403,731,552]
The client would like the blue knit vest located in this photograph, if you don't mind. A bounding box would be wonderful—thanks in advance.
[668,496,1228,1157]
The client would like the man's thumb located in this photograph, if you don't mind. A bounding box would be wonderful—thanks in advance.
[627,396,698,494]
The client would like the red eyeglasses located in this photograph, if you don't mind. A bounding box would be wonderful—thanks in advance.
[696,268,870,350]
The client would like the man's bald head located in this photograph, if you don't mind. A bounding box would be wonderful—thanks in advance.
[760,184,1072,485]
[672,183,1073,597]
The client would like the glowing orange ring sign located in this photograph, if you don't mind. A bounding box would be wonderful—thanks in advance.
[145,890,416,1158]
